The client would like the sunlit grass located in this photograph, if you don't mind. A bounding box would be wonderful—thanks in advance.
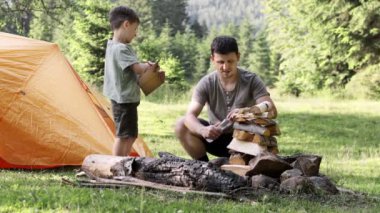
[1,95,380,212]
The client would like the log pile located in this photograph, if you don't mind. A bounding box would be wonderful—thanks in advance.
[224,101,280,167]
[218,103,338,194]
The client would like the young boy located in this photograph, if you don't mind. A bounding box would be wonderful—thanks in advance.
[103,6,165,156]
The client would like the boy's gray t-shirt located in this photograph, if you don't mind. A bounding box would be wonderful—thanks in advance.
[193,68,269,126]
[103,40,140,103]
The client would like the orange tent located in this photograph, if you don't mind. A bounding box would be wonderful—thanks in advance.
[0,32,152,169]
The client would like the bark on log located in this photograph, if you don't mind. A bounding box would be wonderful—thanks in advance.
[132,154,248,192]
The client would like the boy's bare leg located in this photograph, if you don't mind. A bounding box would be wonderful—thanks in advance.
[113,137,136,156]
[174,117,207,160]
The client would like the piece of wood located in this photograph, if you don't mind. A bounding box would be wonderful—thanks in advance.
[227,138,267,156]
[268,146,279,155]
[64,176,230,198]
[267,124,281,136]
[252,118,277,126]
[252,134,269,146]
[267,136,278,147]
[233,123,270,136]
[229,153,246,165]
[81,154,128,178]
[221,165,251,176]
[233,129,254,141]
[247,154,292,178]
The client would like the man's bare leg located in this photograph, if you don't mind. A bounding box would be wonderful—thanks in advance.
[113,137,136,156]
[174,117,207,160]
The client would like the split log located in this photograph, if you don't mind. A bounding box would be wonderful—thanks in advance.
[267,124,281,136]
[233,129,254,141]
[252,118,277,126]
[247,154,292,178]
[227,138,267,156]
[291,155,322,176]
[252,134,269,146]
[220,165,251,176]
[229,153,246,165]
[233,123,270,136]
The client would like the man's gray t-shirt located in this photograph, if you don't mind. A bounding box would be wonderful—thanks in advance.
[193,68,269,126]
[103,40,140,103]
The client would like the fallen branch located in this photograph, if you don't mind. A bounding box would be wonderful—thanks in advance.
[62,175,229,198]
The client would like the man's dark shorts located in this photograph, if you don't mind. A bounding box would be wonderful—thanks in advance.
[111,100,139,139]
[199,119,232,157]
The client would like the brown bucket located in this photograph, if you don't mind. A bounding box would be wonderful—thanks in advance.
[138,62,164,96]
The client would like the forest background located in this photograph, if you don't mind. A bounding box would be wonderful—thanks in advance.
[1,0,379,100]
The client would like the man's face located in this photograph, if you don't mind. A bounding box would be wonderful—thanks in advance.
[211,52,240,79]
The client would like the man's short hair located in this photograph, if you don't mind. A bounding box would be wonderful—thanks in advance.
[109,6,140,30]
[211,36,239,55]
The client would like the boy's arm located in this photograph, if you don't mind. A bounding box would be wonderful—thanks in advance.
[130,62,152,75]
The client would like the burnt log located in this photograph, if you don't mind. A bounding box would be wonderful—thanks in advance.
[132,154,248,192]
[82,153,248,193]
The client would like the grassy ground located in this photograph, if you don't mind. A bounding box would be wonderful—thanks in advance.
[1,94,380,212]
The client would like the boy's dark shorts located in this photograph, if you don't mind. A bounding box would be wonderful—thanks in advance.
[111,100,139,139]
[199,119,232,157]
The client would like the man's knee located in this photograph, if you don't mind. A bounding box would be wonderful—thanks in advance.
[174,117,186,137]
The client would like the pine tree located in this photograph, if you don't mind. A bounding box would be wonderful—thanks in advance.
[238,19,254,69]
[248,31,273,86]
[66,0,112,86]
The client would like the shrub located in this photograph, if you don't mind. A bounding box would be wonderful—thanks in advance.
[345,64,380,100]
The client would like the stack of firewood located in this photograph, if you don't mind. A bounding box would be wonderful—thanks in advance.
[226,102,281,166]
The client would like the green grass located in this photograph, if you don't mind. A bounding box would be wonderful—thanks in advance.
[1,95,380,212]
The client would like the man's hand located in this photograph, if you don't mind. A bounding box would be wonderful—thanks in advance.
[227,107,250,120]
[199,125,222,141]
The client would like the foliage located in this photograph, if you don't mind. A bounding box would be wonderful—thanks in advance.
[187,0,265,31]
[248,30,275,86]
[345,64,380,100]
[265,0,380,96]
[159,56,187,87]
[65,0,112,86]
[1,0,379,97]
[118,0,189,36]
[237,19,254,69]
[0,0,72,37]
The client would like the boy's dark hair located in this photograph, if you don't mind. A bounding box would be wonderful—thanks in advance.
[211,36,239,55]
[109,6,140,30]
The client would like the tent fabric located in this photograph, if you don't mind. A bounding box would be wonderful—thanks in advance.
[0,32,152,169]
